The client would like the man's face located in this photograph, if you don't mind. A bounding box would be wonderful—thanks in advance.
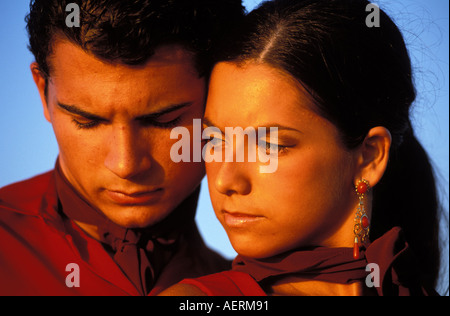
[32,40,206,228]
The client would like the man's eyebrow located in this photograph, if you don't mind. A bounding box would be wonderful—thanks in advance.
[57,101,193,121]
[57,102,107,121]
[136,102,193,121]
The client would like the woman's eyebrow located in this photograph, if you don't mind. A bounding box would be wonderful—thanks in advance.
[202,117,215,128]
[203,117,301,134]
[256,123,302,134]
[202,117,225,134]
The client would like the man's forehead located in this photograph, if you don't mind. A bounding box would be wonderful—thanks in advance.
[47,36,197,76]
[147,44,196,66]
[45,38,206,116]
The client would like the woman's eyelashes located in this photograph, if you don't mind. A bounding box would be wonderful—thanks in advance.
[207,135,225,147]
[259,139,289,155]
[203,134,225,151]
[203,132,291,155]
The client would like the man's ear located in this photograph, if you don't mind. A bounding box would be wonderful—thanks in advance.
[30,62,51,123]
[355,126,392,187]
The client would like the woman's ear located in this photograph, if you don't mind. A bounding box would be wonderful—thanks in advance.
[30,62,51,123]
[355,126,392,187]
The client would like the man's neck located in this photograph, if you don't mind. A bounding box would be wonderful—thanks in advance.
[73,220,102,241]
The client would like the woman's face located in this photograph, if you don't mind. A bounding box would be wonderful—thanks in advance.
[204,62,360,259]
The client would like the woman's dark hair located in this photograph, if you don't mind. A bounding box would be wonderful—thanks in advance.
[26,0,245,79]
[216,0,443,290]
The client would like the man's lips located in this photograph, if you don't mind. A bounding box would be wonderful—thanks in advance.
[222,210,265,228]
[105,188,164,205]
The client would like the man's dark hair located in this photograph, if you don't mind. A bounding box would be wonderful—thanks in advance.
[26,0,245,79]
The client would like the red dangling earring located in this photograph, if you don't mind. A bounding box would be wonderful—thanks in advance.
[353,179,370,259]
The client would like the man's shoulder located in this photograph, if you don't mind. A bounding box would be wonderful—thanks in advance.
[0,170,55,217]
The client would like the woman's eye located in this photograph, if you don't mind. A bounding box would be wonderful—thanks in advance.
[259,140,288,155]
[206,135,224,148]
[266,142,278,154]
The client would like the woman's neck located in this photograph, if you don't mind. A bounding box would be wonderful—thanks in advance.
[265,277,368,296]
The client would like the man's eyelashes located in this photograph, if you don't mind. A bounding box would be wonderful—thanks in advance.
[72,116,183,130]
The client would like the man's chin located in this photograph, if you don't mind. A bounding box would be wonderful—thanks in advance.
[101,206,171,229]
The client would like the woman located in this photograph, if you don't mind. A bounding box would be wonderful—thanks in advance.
[161,0,443,296]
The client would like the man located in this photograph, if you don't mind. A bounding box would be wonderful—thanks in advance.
[0,0,244,296]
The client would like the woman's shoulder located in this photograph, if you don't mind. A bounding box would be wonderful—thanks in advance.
[159,271,267,296]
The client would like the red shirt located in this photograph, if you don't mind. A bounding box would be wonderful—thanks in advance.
[0,171,229,296]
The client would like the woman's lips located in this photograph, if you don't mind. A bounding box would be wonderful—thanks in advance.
[223,210,265,228]
[106,189,164,206]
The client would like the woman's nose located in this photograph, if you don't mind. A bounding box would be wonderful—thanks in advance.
[214,161,252,196]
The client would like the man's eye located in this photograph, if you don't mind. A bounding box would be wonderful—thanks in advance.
[72,118,100,130]
[152,116,182,128]
[139,115,182,128]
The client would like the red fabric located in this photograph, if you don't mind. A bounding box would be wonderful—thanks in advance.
[180,271,266,296]
[179,227,438,296]
[0,171,229,296]
[54,161,200,295]
[231,227,437,296]
[233,246,368,284]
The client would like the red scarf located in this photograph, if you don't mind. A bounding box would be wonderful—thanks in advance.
[54,161,199,296]
[233,246,367,284]
[232,227,437,296]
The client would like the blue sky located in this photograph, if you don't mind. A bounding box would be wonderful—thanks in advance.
[0,0,448,292]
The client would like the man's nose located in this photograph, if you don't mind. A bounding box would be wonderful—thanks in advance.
[104,125,151,179]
